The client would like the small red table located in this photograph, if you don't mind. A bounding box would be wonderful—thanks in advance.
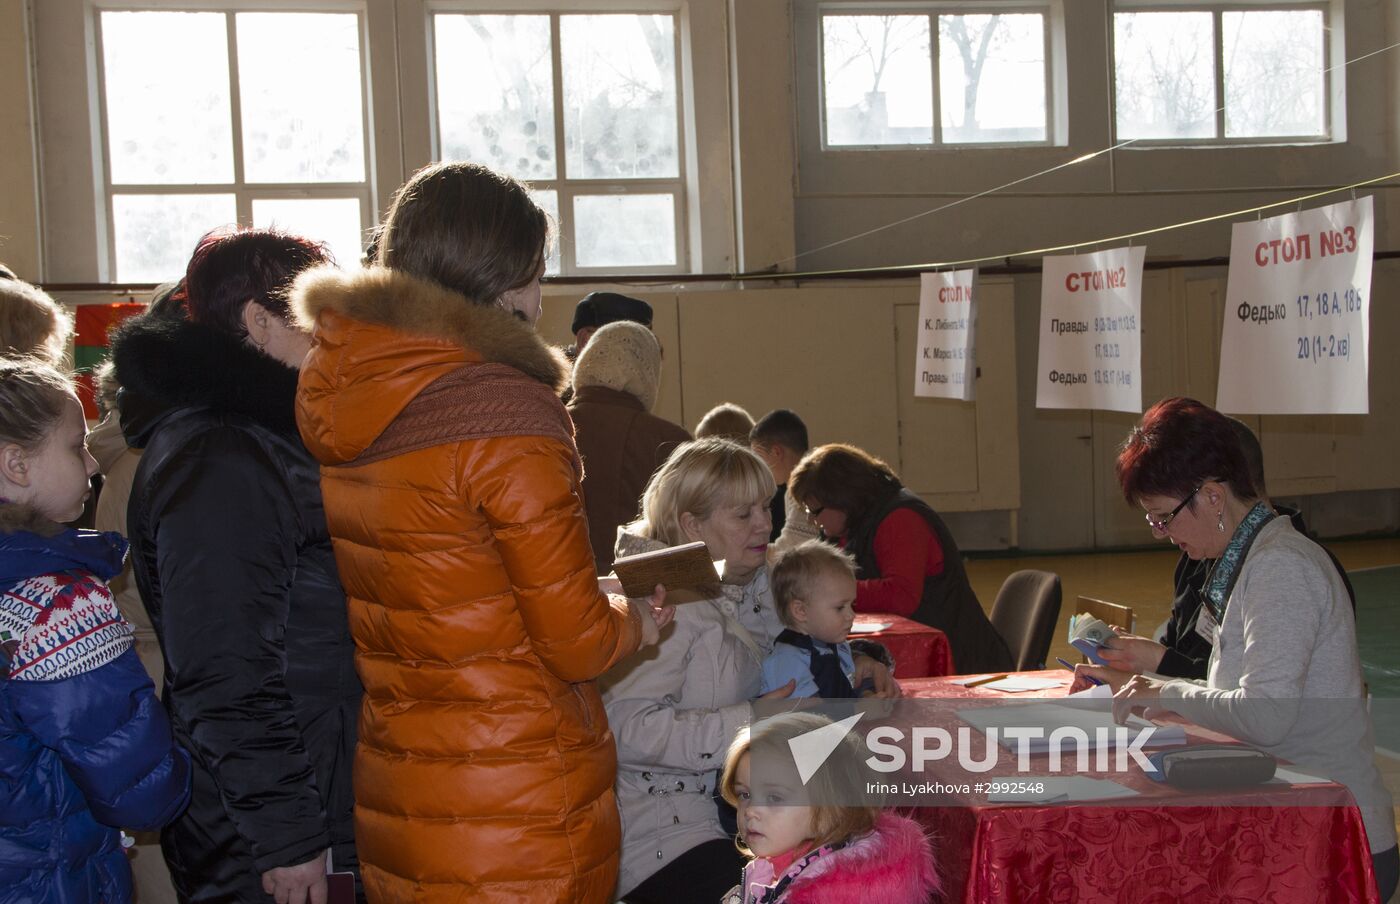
[850,613,953,679]
[898,672,1381,903]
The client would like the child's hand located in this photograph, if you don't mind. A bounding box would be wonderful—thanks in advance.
[758,679,796,700]
[853,655,900,698]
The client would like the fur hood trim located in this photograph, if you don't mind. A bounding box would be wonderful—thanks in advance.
[110,315,301,444]
[290,265,569,393]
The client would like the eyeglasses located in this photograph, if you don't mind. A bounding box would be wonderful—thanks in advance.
[1145,484,1202,533]
[803,504,825,520]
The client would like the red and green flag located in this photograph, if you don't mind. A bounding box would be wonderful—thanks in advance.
[73,303,145,419]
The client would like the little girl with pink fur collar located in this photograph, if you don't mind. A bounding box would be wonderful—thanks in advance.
[718,713,940,904]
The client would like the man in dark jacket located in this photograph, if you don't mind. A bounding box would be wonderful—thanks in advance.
[113,230,363,902]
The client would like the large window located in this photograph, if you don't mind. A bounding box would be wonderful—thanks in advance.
[1113,5,1328,142]
[819,8,1051,148]
[97,8,370,282]
[432,11,685,274]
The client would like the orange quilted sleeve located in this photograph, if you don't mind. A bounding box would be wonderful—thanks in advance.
[464,434,642,682]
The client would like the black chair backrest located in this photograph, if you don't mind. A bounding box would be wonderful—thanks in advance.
[989,570,1063,671]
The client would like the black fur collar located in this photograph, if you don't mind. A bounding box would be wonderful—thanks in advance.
[110,315,301,446]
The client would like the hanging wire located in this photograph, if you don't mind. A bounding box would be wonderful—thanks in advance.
[736,170,1400,281]
[753,33,1400,279]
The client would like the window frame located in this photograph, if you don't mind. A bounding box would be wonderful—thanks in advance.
[816,1,1058,152]
[425,4,690,276]
[1110,0,1334,147]
[91,0,376,280]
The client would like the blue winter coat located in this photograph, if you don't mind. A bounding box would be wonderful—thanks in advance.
[0,502,191,903]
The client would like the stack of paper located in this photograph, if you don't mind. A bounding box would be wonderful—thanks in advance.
[1067,613,1114,665]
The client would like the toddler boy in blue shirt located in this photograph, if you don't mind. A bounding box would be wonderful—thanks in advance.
[761,540,868,698]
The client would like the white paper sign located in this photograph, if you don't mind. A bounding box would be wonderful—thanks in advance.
[1036,246,1145,413]
[1217,197,1372,414]
[914,270,976,400]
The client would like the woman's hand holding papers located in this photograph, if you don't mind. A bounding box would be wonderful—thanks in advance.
[1098,626,1169,673]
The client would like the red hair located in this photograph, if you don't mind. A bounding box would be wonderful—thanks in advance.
[1116,397,1257,505]
[184,227,331,337]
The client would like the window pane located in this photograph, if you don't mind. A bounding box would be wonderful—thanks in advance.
[252,198,364,270]
[1223,10,1325,138]
[435,15,556,181]
[939,14,1046,143]
[531,189,561,276]
[101,12,233,184]
[113,194,236,283]
[573,194,675,268]
[561,15,679,179]
[1114,12,1215,140]
[822,15,932,146]
[237,14,366,183]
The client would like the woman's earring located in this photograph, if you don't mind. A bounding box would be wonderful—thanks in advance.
[1217,511,1226,532]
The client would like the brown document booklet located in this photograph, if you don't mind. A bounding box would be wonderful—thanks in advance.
[611,541,722,599]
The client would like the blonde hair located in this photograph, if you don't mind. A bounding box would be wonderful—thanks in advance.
[770,541,857,628]
[630,438,775,546]
[0,280,73,366]
[720,711,878,856]
[0,358,76,451]
[695,402,755,445]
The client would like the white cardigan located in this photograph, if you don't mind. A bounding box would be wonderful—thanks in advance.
[1159,517,1395,853]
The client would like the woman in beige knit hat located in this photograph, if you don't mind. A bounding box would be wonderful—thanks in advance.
[569,320,691,573]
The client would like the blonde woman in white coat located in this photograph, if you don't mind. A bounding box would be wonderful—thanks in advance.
[600,439,898,904]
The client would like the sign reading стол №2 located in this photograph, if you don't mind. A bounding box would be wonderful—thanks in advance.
[1036,246,1145,413]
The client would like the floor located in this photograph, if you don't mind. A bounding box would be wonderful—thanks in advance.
[964,537,1400,902]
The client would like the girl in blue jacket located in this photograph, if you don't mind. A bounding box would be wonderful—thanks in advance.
[0,357,190,902]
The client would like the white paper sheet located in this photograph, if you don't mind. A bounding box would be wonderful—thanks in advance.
[1036,246,1145,413]
[977,676,1066,693]
[1217,197,1373,414]
[915,270,977,400]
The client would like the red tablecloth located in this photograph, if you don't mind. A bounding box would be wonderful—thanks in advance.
[851,613,953,679]
[898,672,1381,904]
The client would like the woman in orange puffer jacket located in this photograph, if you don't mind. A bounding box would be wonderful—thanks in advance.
[291,162,669,903]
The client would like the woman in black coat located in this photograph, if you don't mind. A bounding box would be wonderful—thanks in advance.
[112,230,362,903]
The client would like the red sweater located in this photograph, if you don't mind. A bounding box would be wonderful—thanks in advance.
[843,508,943,616]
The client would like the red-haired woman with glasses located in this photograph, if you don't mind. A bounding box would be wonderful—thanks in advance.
[1079,396,1396,901]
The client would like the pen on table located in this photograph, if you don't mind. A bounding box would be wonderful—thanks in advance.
[963,673,1009,688]
[1056,657,1104,686]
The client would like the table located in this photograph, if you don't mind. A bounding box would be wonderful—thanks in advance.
[851,613,953,679]
[897,672,1381,903]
